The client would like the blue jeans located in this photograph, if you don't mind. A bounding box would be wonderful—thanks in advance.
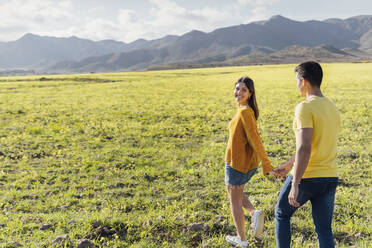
[275,174,338,248]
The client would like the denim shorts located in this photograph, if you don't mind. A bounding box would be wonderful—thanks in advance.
[225,163,257,186]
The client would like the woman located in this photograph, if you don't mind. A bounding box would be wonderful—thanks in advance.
[225,76,274,247]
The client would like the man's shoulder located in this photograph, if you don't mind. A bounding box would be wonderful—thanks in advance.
[323,97,339,110]
[295,97,329,112]
[295,100,311,113]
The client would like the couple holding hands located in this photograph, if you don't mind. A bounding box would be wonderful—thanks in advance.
[224,61,340,248]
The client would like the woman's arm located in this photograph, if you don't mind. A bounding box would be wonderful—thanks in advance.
[240,109,274,175]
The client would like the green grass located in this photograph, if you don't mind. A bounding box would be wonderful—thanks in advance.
[0,63,371,247]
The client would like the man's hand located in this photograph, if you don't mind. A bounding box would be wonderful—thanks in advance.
[268,170,275,176]
[267,170,279,180]
[288,183,300,207]
[272,162,292,178]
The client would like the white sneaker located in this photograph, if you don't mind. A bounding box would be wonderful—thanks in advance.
[226,235,248,247]
[251,210,264,237]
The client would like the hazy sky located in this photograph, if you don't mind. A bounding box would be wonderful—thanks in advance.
[1,0,371,43]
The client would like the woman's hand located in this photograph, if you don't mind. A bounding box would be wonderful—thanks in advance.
[272,155,295,178]
[268,170,279,178]
[272,162,292,178]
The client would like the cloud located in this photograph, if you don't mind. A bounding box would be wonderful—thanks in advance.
[113,0,250,42]
[0,0,76,40]
[237,0,279,23]
[238,0,278,5]
[0,0,277,42]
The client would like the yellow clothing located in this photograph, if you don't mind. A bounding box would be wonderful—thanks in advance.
[225,106,274,175]
[292,96,341,178]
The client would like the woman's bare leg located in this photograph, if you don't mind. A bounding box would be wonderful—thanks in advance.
[226,185,246,241]
[242,193,256,216]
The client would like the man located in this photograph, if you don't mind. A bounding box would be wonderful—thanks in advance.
[273,61,341,248]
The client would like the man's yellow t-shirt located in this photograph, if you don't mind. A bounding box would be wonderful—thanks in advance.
[292,96,341,178]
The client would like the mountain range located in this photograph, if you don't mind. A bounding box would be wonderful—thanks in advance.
[1,15,372,74]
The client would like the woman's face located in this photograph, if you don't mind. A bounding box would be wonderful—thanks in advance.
[234,82,252,106]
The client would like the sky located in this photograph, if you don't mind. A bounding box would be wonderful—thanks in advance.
[0,0,371,43]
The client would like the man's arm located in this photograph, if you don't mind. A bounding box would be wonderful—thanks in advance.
[292,128,313,184]
[288,128,313,207]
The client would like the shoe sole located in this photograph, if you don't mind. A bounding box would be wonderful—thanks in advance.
[253,212,264,237]
[226,236,248,247]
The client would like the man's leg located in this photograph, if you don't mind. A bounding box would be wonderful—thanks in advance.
[275,175,314,248]
[275,175,298,248]
[310,179,338,248]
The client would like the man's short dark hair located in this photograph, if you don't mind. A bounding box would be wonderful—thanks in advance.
[295,61,323,87]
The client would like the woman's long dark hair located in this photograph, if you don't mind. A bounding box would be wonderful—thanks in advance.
[236,77,259,120]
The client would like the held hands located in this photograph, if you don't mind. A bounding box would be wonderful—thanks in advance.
[270,161,293,178]
[268,170,279,178]
[267,166,287,178]
[269,164,291,178]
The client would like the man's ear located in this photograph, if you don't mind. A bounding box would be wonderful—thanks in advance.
[303,78,310,88]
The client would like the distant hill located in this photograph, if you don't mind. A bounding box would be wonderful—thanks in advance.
[360,29,372,52]
[0,33,178,69]
[1,15,372,73]
[224,44,356,64]
[0,34,126,69]
[147,45,362,70]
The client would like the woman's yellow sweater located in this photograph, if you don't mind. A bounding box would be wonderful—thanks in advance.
[225,106,274,175]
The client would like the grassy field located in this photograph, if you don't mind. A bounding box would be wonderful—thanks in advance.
[0,63,371,247]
